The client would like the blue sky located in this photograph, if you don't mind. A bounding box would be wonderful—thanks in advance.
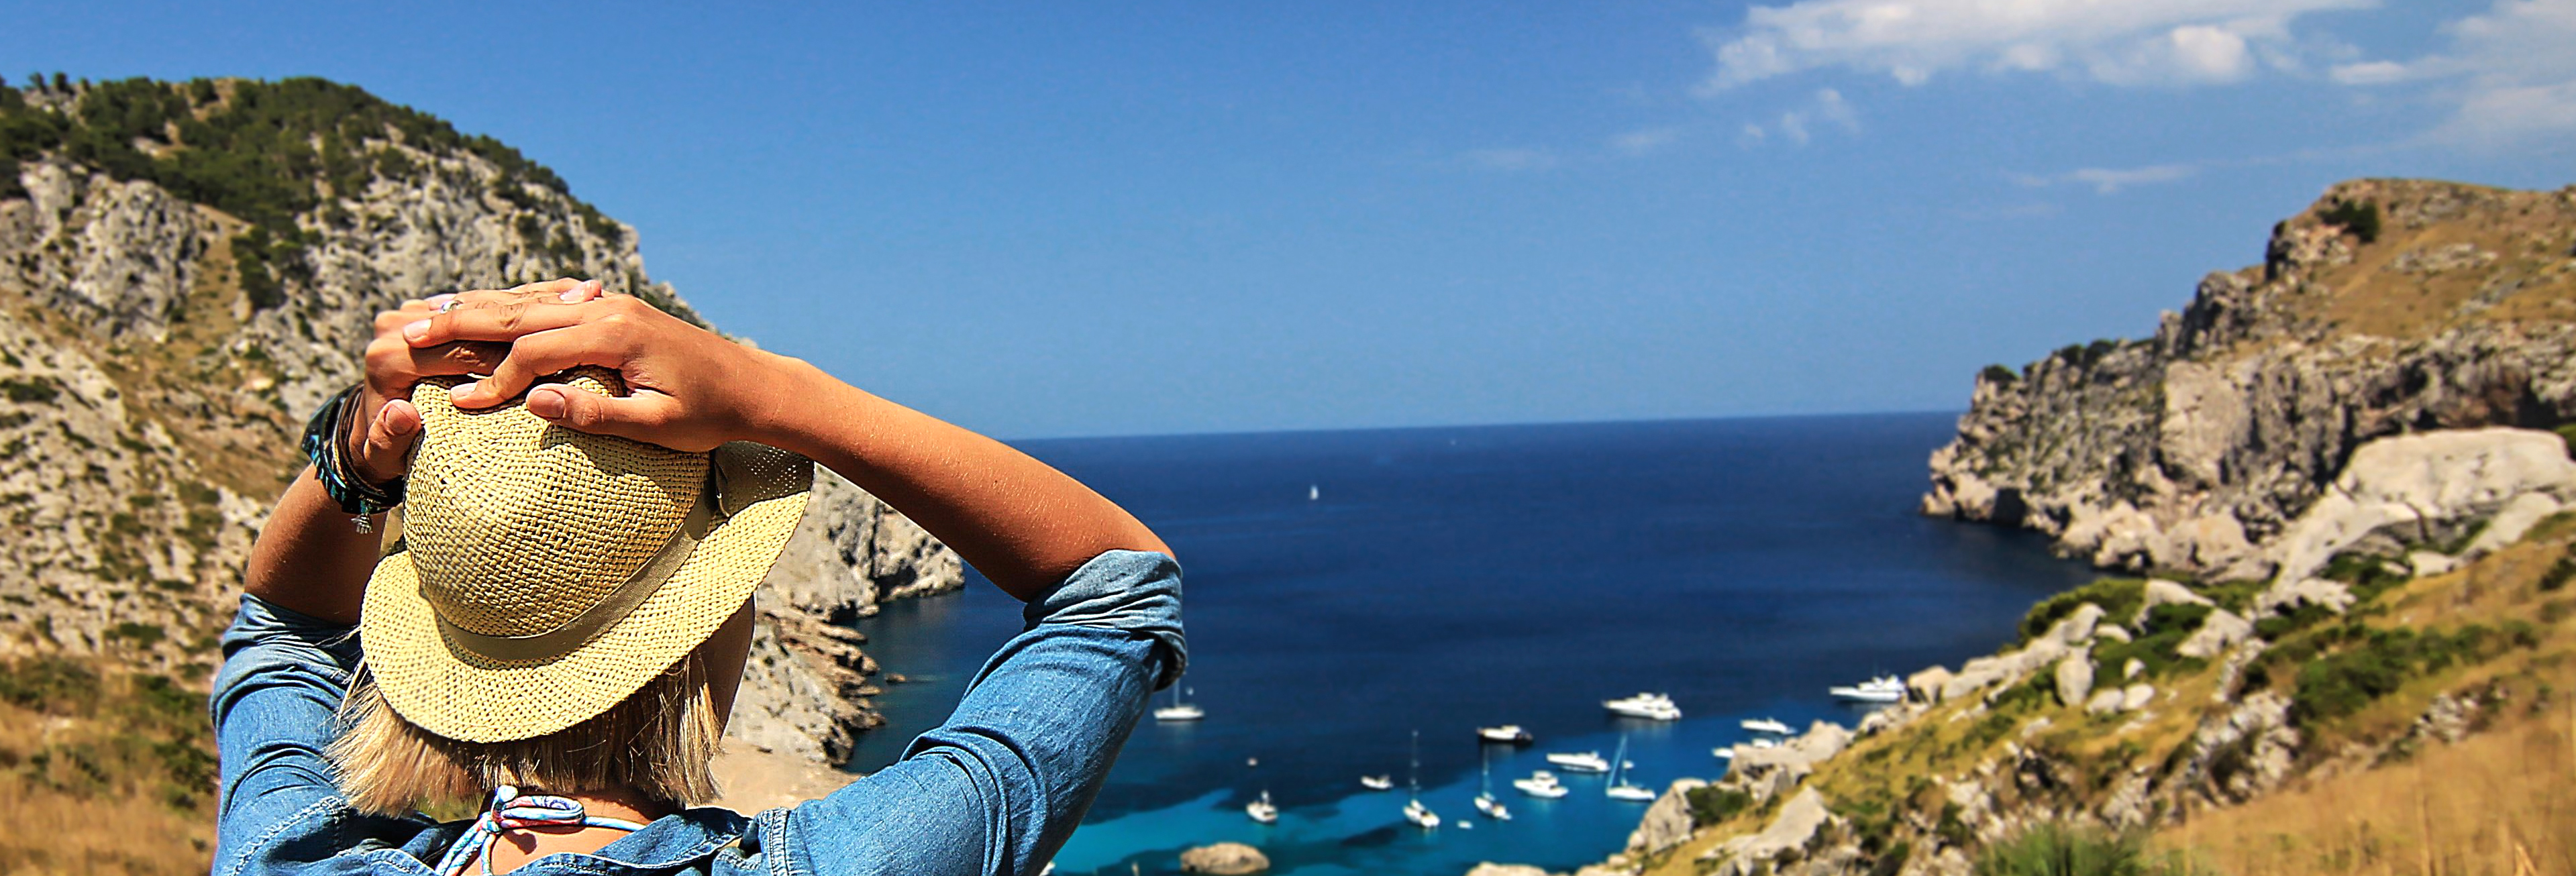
[7,2,2573,437]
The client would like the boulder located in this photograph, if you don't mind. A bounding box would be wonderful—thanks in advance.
[1180,842,1270,875]
[2053,652,2095,708]
[2465,491,2565,555]
[2095,624,2133,643]
[2132,579,2214,627]
[2124,659,2147,681]
[2262,429,2576,615]
[1704,788,1835,876]
[2121,683,2157,712]
[1627,779,1710,855]
[2177,609,2253,659]
[1908,666,1955,703]
[2085,690,2124,716]
[1466,866,1553,876]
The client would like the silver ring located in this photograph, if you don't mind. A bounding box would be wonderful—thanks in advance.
[436,299,460,313]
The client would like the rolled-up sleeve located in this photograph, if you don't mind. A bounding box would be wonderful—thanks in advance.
[765,549,1185,876]
[209,594,365,873]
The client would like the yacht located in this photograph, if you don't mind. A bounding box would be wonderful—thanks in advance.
[1403,730,1439,829]
[1476,724,1534,745]
[1603,692,1683,721]
[1741,717,1794,736]
[1359,774,1394,791]
[1712,747,1735,760]
[1153,686,1204,722]
[1830,674,1906,703]
[1604,735,1656,801]
[1545,751,1611,773]
[1245,790,1278,825]
[1512,769,1569,798]
[1473,749,1512,820]
[1750,737,1780,749]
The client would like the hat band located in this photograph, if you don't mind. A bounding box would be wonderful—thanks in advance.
[433,487,715,663]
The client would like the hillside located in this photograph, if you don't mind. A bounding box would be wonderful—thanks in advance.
[0,74,958,871]
[1924,180,2576,578]
[1529,181,2576,876]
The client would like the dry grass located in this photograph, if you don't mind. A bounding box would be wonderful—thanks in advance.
[2157,700,2575,876]
[0,659,216,875]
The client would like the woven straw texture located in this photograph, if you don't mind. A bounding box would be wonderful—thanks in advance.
[361,368,811,743]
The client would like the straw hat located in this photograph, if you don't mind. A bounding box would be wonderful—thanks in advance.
[360,368,811,744]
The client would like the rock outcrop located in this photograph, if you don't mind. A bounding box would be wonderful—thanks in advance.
[1924,180,2576,578]
[1180,842,1270,875]
[0,76,961,766]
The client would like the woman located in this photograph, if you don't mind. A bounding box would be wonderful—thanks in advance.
[213,278,1183,875]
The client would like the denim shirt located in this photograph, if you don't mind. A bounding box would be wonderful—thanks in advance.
[210,550,1185,876]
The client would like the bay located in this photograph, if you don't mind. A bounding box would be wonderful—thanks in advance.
[847,413,2096,876]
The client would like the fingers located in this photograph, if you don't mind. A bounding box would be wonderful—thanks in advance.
[446,324,629,408]
[352,398,421,482]
[525,384,697,448]
[362,337,511,398]
[399,294,623,347]
[376,280,604,339]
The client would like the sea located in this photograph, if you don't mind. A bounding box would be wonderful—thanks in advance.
[844,413,2098,876]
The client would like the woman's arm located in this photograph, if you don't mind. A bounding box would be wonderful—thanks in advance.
[241,280,603,620]
[414,293,1170,599]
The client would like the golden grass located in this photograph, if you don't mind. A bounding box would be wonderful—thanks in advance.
[0,661,216,875]
[2157,700,2575,876]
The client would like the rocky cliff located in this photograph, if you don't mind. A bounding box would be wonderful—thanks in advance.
[1540,180,2576,876]
[0,76,960,781]
[1923,179,2576,578]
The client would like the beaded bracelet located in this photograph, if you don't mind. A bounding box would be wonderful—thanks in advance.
[301,385,406,532]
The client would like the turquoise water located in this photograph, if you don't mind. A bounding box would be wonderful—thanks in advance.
[849,414,2095,875]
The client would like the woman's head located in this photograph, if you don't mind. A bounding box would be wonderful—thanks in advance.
[338,371,808,814]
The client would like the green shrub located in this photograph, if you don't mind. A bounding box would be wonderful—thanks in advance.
[2020,580,2147,645]
[2542,555,2576,592]
[1686,785,1754,824]
[1,375,58,403]
[2290,624,2533,724]
[2320,199,2382,244]
[1975,822,2207,876]
[1981,364,2020,385]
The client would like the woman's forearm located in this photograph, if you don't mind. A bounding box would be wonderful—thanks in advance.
[242,466,386,624]
[750,355,1170,602]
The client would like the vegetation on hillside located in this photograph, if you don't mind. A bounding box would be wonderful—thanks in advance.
[0,656,216,873]
[0,74,692,319]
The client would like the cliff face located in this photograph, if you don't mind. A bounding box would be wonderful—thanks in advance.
[0,76,960,764]
[1924,180,2576,578]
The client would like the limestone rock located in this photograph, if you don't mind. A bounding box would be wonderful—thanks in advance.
[1704,788,1835,876]
[1922,180,2576,577]
[1908,665,1955,703]
[2121,683,2156,712]
[2132,579,2214,628]
[1180,842,1270,875]
[2176,608,2253,659]
[2085,689,2124,715]
[1465,865,1553,876]
[2095,624,2132,643]
[1626,778,1708,855]
[2053,651,2095,708]
[2261,428,2576,616]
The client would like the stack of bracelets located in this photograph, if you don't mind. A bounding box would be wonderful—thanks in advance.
[301,385,407,532]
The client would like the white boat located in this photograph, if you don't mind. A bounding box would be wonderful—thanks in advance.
[1476,724,1534,745]
[1512,769,1569,798]
[1403,730,1439,828]
[1831,674,1907,702]
[1712,747,1735,760]
[1750,737,1779,749]
[1604,734,1656,801]
[1246,790,1278,824]
[1741,718,1794,736]
[1359,774,1394,791]
[1604,692,1683,721]
[1473,749,1512,820]
[1308,484,1320,501]
[1153,686,1204,722]
[1545,751,1611,773]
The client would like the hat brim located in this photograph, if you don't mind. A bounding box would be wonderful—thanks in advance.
[359,442,811,744]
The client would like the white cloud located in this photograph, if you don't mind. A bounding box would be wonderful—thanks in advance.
[1609,127,1680,156]
[1741,88,1862,148]
[1696,0,2370,91]
[2014,162,2201,194]
[2332,0,2576,148]
[1458,147,1560,172]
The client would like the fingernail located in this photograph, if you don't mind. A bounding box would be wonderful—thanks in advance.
[560,288,587,302]
[425,293,456,308]
[402,319,431,341]
[528,388,565,419]
[448,381,478,401]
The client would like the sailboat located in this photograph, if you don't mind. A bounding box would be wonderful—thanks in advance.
[1308,484,1320,501]
[1604,734,1656,801]
[1472,747,1513,820]
[1245,790,1278,824]
[1402,730,1440,828]
[1152,685,1204,722]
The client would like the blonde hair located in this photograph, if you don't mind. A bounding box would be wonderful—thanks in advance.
[329,649,723,816]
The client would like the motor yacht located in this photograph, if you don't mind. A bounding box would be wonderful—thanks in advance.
[1603,692,1683,721]
[1741,717,1794,736]
[1476,724,1535,745]
[1512,769,1569,798]
[1359,774,1394,791]
[1545,751,1611,773]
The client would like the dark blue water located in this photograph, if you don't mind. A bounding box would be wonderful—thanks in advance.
[847,413,2094,876]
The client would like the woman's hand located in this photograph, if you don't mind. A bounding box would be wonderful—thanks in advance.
[349,278,606,481]
[397,288,790,453]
